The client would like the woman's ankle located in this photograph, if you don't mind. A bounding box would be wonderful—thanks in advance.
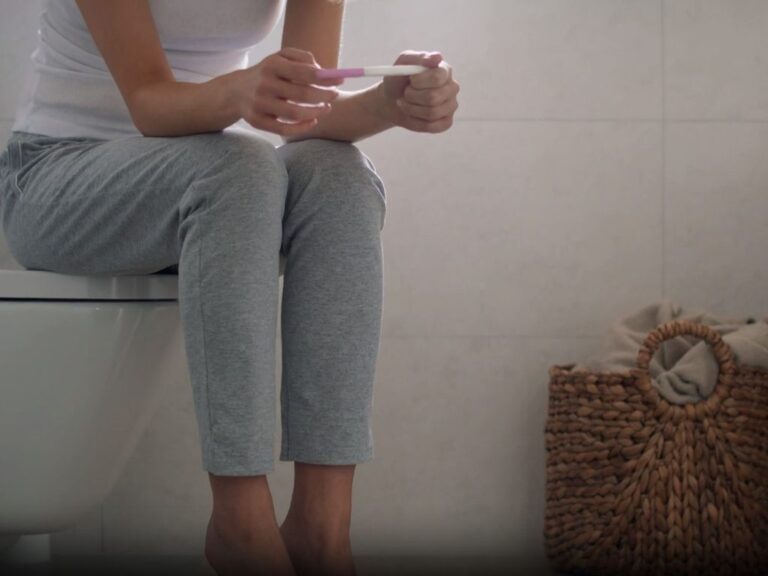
[208,473,282,536]
[279,515,356,576]
[210,509,281,544]
[205,513,297,576]
[280,510,351,552]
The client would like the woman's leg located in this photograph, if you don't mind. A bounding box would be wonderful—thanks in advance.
[279,463,357,576]
[4,130,287,474]
[275,138,387,576]
[1,130,297,575]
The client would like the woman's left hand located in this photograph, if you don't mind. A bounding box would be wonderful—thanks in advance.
[377,50,460,134]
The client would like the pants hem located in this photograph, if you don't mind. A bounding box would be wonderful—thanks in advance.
[278,447,374,467]
[203,459,275,477]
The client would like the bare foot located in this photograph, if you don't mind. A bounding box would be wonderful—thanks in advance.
[205,513,298,576]
[279,516,357,576]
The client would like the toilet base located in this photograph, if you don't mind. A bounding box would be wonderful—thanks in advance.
[0,534,51,564]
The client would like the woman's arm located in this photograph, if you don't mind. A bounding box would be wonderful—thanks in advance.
[75,0,340,137]
[76,0,241,136]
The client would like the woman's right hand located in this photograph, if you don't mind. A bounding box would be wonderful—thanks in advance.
[229,47,344,137]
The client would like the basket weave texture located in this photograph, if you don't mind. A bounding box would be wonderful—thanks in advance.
[544,319,768,576]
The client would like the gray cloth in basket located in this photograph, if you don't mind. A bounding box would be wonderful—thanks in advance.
[570,300,768,405]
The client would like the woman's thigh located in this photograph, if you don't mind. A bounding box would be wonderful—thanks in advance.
[1,130,284,275]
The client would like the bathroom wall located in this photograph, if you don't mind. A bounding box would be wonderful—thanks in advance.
[2,0,768,567]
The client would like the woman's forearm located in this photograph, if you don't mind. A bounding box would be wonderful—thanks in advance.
[129,71,395,141]
[283,83,395,144]
[130,71,243,137]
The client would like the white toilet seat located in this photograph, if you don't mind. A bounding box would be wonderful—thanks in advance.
[0,269,178,300]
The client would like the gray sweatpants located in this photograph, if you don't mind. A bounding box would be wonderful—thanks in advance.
[0,130,386,476]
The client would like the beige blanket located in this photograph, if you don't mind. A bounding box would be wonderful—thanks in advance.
[571,300,768,404]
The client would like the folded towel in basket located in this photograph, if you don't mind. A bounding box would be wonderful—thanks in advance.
[570,300,768,404]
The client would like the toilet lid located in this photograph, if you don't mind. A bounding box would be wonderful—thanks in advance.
[0,269,178,300]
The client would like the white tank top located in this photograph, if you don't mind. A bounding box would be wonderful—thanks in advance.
[12,0,286,140]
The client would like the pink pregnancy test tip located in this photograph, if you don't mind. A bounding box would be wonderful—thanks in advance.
[316,68,364,80]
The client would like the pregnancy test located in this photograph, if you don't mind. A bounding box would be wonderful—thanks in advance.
[316,65,429,80]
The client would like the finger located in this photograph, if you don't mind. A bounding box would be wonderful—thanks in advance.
[403,82,458,107]
[278,46,317,64]
[404,115,454,134]
[264,98,333,123]
[394,50,443,67]
[250,113,320,137]
[423,51,444,68]
[272,59,325,85]
[274,48,346,86]
[397,98,458,122]
[393,49,431,66]
[269,77,339,105]
[409,61,451,89]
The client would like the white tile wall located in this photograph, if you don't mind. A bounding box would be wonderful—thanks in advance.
[665,122,768,315]
[0,0,41,119]
[665,0,768,120]
[340,0,664,120]
[358,120,664,338]
[1,0,765,568]
[348,335,603,557]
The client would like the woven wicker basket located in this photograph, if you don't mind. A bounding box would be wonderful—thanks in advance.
[544,319,768,576]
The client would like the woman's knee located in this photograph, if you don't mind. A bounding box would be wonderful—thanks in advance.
[278,138,387,223]
[177,131,289,217]
[186,131,287,183]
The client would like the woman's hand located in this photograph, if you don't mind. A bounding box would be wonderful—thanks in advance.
[230,47,344,137]
[376,50,460,134]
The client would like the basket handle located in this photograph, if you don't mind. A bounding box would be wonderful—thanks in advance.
[635,319,737,378]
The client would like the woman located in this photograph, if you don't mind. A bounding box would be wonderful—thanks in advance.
[0,0,459,574]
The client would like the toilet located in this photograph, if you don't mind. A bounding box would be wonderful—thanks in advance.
[0,256,287,565]
[0,268,183,565]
